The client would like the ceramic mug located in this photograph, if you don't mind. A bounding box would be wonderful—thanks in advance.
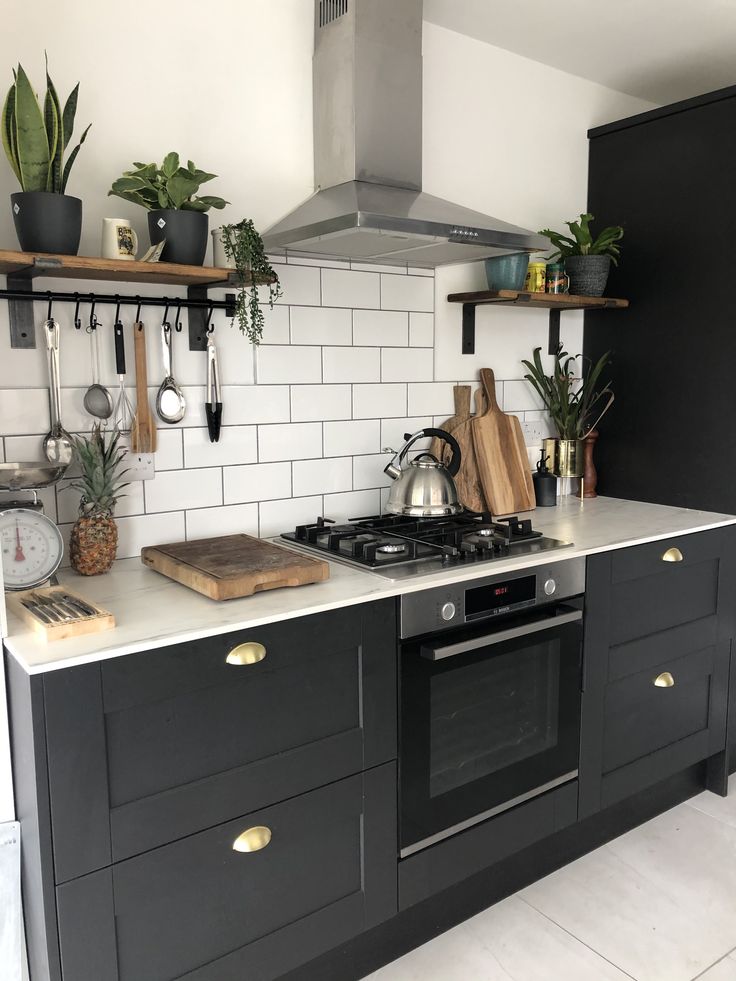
[101,218,138,261]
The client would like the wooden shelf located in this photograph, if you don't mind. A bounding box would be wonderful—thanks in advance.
[446,289,629,354]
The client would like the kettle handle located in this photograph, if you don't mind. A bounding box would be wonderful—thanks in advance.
[402,428,462,477]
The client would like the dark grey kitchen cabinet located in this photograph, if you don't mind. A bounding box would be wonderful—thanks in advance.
[579,528,736,817]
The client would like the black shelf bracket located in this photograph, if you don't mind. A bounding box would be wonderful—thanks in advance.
[461,303,476,354]
[548,308,561,355]
[187,286,237,350]
[7,257,63,349]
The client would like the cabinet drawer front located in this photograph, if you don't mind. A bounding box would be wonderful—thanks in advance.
[57,766,397,981]
[603,647,719,773]
[45,600,397,879]
[610,531,722,585]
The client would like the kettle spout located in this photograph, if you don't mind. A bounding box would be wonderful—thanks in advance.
[382,447,402,480]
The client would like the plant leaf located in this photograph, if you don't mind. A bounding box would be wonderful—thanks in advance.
[61,81,78,149]
[44,65,62,192]
[162,151,179,178]
[1,82,21,184]
[60,121,90,192]
[14,63,50,192]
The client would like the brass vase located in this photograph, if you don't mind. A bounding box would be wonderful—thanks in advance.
[543,438,584,478]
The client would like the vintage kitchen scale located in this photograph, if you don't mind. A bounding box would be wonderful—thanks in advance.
[0,463,113,639]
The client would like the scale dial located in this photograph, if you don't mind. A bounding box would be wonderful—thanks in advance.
[0,508,64,590]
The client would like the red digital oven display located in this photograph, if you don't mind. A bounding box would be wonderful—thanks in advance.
[465,575,536,617]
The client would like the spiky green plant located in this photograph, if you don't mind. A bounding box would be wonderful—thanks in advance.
[69,425,128,517]
[220,218,282,344]
[522,346,613,440]
[2,55,91,193]
[539,213,623,265]
[108,153,228,212]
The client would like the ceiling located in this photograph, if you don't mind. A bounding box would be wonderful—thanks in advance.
[423,0,736,105]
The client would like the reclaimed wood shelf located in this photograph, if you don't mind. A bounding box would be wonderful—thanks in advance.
[0,249,275,351]
[446,289,630,354]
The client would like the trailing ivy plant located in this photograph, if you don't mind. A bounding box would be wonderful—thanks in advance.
[539,213,624,264]
[109,153,228,212]
[522,345,613,440]
[220,219,282,344]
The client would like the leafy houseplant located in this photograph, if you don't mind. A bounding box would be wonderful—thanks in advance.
[2,57,91,254]
[217,219,282,344]
[539,213,623,297]
[522,346,613,481]
[109,153,228,265]
[68,426,128,576]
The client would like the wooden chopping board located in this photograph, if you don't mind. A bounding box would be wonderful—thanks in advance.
[141,534,330,601]
[429,385,471,460]
[430,386,488,514]
[471,368,536,516]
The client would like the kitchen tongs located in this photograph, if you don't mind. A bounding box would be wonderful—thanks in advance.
[205,334,222,443]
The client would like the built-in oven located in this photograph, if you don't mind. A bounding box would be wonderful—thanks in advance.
[399,557,586,857]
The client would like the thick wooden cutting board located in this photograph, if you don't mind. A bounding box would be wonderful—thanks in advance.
[451,387,488,513]
[471,368,536,516]
[141,534,330,601]
[429,385,471,460]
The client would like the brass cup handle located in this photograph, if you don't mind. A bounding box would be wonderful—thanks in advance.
[662,547,683,563]
[226,642,266,666]
[232,826,272,853]
[654,671,675,688]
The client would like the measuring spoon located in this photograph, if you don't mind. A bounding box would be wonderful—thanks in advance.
[156,323,186,424]
[42,319,73,466]
[83,322,114,419]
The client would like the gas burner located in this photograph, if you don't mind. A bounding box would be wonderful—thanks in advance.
[377,543,407,554]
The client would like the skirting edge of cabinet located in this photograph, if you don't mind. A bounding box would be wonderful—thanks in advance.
[280,763,707,981]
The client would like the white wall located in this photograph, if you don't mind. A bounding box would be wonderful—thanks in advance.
[0,6,654,848]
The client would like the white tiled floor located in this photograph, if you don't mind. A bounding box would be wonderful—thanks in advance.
[368,782,736,981]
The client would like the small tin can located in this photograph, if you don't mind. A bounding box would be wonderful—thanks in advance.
[546,262,569,294]
[524,261,546,293]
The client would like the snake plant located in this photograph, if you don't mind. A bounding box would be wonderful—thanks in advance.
[109,154,228,212]
[539,213,624,265]
[2,56,91,193]
[522,346,613,440]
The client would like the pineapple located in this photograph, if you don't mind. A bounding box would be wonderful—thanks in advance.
[68,425,128,576]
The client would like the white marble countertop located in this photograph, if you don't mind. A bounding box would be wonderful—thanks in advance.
[5,496,736,674]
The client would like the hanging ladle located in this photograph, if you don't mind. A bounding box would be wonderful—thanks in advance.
[42,318,74,466]
[156,306,186,424]
[83,306,114,420]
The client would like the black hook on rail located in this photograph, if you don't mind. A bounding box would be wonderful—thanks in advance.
[46,291,53,321]
[135,296,142,323]
[73,293,82,329]
[89,299,98,331]
[161,298,170,330]
[205,302,215,334]
[174,300,183,333]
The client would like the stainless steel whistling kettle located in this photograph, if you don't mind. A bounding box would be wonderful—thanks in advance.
[383,428,463,517]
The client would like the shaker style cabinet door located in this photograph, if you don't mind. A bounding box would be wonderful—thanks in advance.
[579,528,736,817]
[56,764,397,981]
[43,600,397,882]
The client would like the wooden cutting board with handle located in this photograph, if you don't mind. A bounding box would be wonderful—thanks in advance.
[131,322,157,454]
[447,388,488,513]
[429,385,471,460]
[141,534,330,601]
[471,368,536,516]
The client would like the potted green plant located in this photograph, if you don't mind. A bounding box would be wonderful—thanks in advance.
[522,345,613,481]
[539,213,623,296]
[216,219,282,343]
[109,154,227,265]
[2,57,91,254]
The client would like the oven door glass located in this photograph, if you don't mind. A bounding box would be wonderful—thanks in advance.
[400,603,583,854]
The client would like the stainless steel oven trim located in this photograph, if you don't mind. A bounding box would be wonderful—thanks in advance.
[399,770,578,858]
[420,608,583,661]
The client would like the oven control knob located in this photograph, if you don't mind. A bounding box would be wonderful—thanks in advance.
[543,578,557,596]
[440,602,456,621]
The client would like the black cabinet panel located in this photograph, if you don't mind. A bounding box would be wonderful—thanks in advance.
[56,765,397,981]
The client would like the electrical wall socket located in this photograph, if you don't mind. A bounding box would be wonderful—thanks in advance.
[126,452,155,481]
[519,420,547,447]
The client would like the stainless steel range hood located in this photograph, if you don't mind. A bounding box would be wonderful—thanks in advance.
[263,0,548,267]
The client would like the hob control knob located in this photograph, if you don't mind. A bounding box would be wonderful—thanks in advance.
[441,602,456,621]
[543,578,557,596]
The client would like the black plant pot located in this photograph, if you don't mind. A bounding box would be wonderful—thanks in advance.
[148,209,209,266]
[564,255,611,297]
[11,191,82,255]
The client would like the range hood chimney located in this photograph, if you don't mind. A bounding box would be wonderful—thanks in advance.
[263,0,548,267]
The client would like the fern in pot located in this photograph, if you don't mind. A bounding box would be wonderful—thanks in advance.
[215,219,282,344]
[109,153,228,265]
[2,56,91,254]
[539,213,623,296]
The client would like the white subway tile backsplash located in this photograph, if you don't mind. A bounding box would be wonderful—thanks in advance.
[322,269,380,309]
[409,312,434,347]
[0,388,49,436]
[224,462,291,504]
[115,511,186,559]
[353,453,393,490]
[183,427,258,468]
[258,422,323,462]
[267,263,321,306]
[290,306,352,346]
[382,347,434,383]
[287,253,349,269]
[323,489,381,522]
[3,434,47,460]
[381,273,434,312]
[380,417,433,451]
[407,382,458,417]
[350,261,407,275]
[291,385,352,422]
[186,503,259,539]
[259,496,323,538]
[144,467,222,513]
[352,383,407,419]
[259,304,291,345]
[323,347,381,383]
[323,419,380,457]
[221,385,291,425]
[56,479,146,525]
[502,379,546,412]
[292,456,352,497]
[353,310,409,347]
[256,346,322,384]
[152,428,184,471]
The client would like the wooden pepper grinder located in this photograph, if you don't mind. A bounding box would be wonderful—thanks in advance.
[581,429,599,498]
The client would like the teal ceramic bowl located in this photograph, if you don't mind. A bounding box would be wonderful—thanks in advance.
[484,253,530,291]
